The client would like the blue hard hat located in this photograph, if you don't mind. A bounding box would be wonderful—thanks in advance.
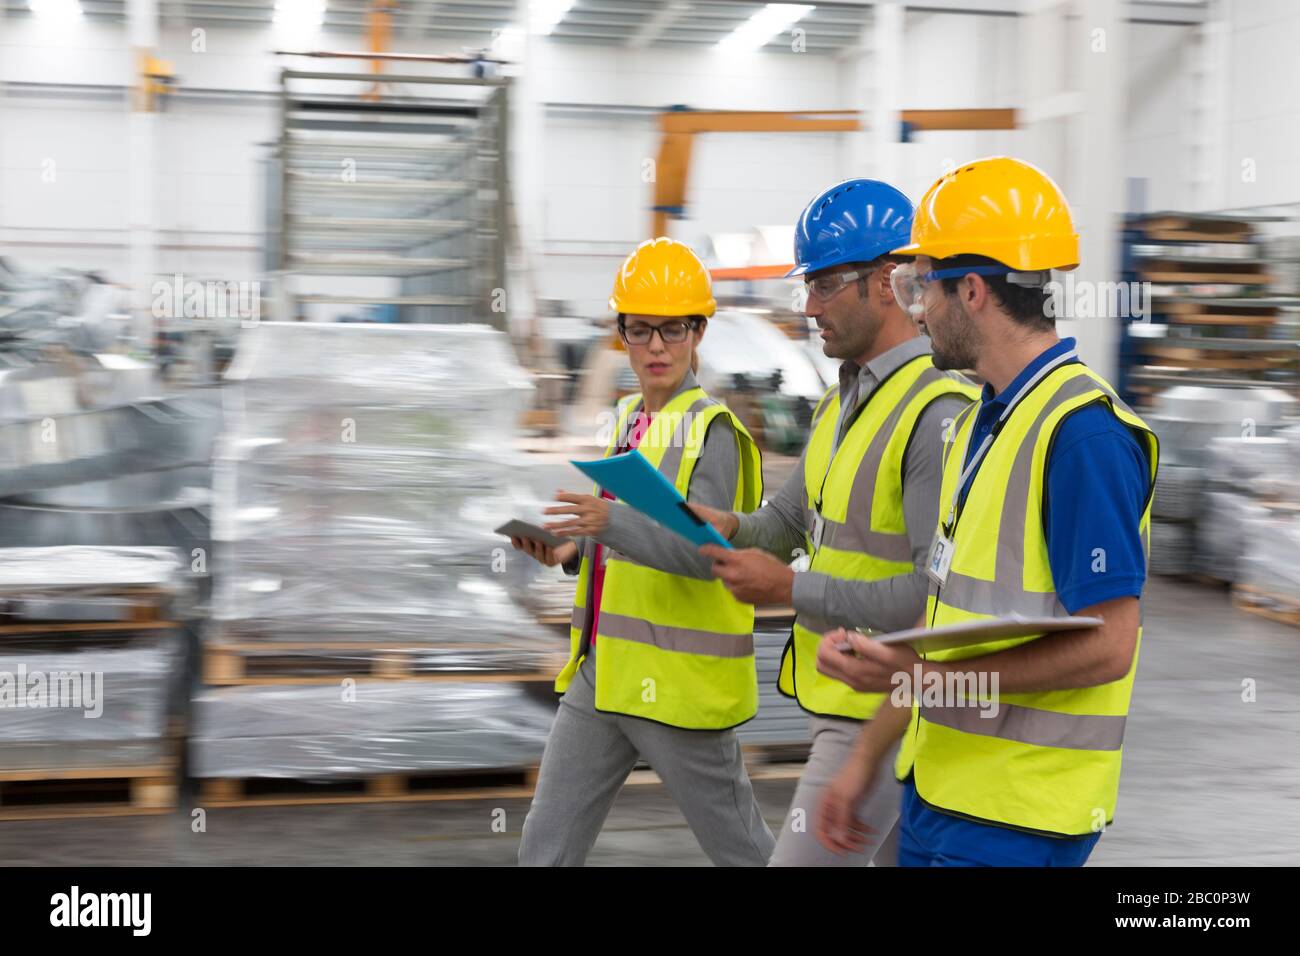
[787,179,915,278]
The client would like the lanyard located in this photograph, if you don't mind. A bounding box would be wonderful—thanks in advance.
[943,349,1078,531]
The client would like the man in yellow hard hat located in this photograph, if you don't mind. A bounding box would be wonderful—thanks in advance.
[515,237,775,866]
[691,180,978,866]
[814,157,1159,867]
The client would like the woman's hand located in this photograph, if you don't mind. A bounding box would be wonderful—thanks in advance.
[510,536,578,568]
[687,502,739,541]
[542,491,610,538]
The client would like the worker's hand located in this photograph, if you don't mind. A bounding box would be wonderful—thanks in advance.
[815,746,880,855]
[815,628,921,694]
[510,536,579,568]
[699,544,794,606]
[687,502,739,541]
[543,491,610,538]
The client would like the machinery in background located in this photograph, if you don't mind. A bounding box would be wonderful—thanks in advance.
[0,258,220,556]
[262,57,509,329]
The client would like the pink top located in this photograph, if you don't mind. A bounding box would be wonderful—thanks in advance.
[588,409,652,658]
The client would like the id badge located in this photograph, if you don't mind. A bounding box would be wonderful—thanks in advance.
[811,512,827,554]
[925,531,955,587]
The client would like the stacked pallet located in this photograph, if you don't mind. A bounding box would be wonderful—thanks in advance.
[192,323,561,807]
[0,547,185,821]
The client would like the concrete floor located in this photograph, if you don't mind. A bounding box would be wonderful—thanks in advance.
[2,576,1297,866]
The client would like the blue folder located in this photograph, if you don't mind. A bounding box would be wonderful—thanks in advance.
[571,449,733,550]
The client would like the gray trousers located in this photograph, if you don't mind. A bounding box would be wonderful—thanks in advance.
[768,716,902,867]
[518,656,776,866]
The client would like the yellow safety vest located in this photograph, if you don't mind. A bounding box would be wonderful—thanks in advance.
[895,361,1159,837]
[778,354,978,719]
[555,386,764,730]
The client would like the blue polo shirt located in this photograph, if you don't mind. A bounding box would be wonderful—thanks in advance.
[903,337,1152,865]
[957,337,1151,614]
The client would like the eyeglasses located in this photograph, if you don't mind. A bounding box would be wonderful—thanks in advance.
[804,268,869,302]
[619,319,697,346]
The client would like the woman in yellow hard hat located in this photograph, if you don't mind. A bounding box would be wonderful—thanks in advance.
[512,237,775,866]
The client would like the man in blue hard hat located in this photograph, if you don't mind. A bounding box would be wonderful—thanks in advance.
[694,179,978,866]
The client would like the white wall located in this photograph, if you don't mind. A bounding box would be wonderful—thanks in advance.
[1119,21,1196,213]
[532,38,844,313]
[1216,0,1300,213]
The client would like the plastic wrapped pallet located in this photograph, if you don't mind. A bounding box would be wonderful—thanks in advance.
[1205,436,1296,499]
[1194,492,1271,580]
[189,681,554,778]
[210,323,556,667]
[0,641,175,771]
[1238,510,1300,603]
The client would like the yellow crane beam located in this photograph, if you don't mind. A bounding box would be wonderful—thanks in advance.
[650,107,1017,237]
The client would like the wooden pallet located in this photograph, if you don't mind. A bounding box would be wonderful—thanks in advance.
[195,738,811,810]
[1233,585,1300,628]
[744,739,809,762]
[197,766,540,809]
[1141,348,1290,371]
[0,585,178,634]
[1159,300,1277,326]
[201,642,567,685]
[0,762,178,822]
[1136,216,1254,243]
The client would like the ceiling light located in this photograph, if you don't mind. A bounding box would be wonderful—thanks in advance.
[274,0,326,32]
[29,0,82,20]
[716,3,814,53]
[531,0,576,36]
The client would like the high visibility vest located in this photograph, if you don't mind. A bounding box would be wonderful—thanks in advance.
[778,354,978,719]
[894,361,1159,837]
[554,386,764,730]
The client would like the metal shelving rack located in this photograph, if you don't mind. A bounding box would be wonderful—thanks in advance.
[1119,211,1300,405]
[265,67,509,326]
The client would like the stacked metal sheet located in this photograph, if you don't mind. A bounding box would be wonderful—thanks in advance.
[190,682,554,779]
[0,546,184,771]
[1152,463,1203,522]
[738,624,813,749]
[0,644,176,771]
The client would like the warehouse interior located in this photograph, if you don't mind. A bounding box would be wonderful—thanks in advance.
[0,0,1298,867]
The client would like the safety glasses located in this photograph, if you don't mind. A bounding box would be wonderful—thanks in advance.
[804,268,869,302]
[889,262,1024,317]
[889,263,928,317]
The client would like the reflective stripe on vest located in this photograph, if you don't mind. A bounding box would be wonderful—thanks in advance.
[895,362,1159,836]
[553,386,764,730]
[778,355,979,720]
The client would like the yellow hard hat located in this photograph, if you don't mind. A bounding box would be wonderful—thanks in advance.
[609,237,717,317]
[894,157,1079,271]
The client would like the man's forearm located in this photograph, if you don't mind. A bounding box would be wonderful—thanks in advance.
[793,567,929,634]
[917,598,1140,693]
